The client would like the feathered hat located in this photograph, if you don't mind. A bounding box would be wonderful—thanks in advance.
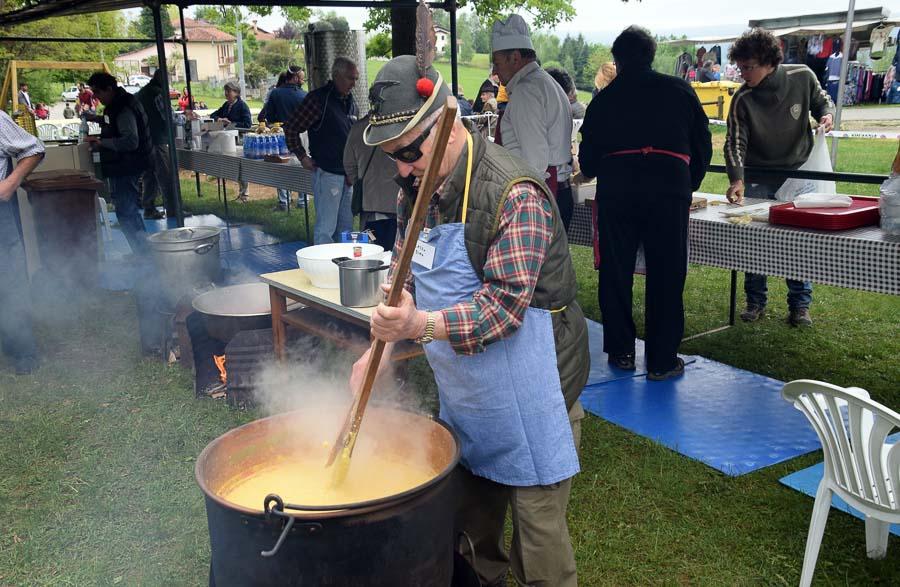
[364,0,452,146]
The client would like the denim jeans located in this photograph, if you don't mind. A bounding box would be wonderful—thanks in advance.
[744,181,813,309]
[312,168,353,244]
[109,174,148,256]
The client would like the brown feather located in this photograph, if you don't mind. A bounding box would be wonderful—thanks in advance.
[415,0,435,77]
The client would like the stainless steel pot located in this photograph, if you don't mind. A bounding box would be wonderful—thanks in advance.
[191,282,276,343]
[332,257,389,307]
[147,226,222,306]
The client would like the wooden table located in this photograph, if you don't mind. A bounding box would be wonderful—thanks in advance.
[260,269,423,362]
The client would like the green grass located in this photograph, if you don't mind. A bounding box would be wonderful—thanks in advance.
[1,141,899,584]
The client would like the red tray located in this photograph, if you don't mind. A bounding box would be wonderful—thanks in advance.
[768,196,880,230]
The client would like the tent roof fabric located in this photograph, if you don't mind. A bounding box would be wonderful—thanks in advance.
[666,18,900,45]
[0,0,145,26]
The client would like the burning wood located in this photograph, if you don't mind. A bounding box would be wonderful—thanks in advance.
[213,354,227,385]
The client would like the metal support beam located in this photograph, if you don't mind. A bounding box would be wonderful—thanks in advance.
[151,2,184,226]
[0,36,161,43]
[830,0,856,166]
[178,4,194,109]
[448,0,458,96]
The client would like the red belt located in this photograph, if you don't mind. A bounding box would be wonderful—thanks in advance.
[606,146,690,165]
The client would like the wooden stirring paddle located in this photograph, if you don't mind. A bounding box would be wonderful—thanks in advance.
[326,96,459,484]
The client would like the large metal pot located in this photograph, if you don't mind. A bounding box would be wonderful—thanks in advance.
[147,226,222,306]
[332,257,389,307]
[196,406,461,587]
[191,283,278,343]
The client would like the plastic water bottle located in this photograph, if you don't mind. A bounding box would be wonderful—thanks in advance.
[267,135,277,157]
[277,132,288,156]
[242,133,251,158]
[78,115,88,144]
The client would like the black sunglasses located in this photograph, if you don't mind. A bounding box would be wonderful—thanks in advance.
[386,119,437,164]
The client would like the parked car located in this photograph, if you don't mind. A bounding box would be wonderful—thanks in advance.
[61,85,79,102]
[128,74,151,87]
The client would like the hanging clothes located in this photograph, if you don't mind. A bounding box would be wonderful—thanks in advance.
[871,25,891,60]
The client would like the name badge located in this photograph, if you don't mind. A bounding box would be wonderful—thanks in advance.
[412,239,436,270]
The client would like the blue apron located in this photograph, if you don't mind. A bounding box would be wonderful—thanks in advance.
[410,134,579,487]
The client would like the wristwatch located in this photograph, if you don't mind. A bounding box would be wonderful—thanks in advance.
[415,312,435,345]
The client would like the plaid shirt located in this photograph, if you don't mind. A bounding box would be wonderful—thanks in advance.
[391,174,553,355]
[284,92,323,159]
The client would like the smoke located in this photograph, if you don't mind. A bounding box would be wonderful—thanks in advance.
[247,336,440,477]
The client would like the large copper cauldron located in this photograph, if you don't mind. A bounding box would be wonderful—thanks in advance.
[196,406,461,586]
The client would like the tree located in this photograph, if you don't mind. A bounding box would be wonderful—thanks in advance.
[135,6,173,40]
[366,0,575,57]
[311,10,349,32]
[255,39,295,75]
[366,0,576,32]
[532,32,561,64]
[276,23,304,41]
[460,41,475,64]
[244,62,268,88]
[366,32,392,59]
[0,11,129,104]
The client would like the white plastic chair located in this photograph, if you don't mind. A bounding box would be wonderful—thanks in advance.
[37,123,59,140]
[62,123,81,138]
[96,196,113,245]
[782,380,900,587]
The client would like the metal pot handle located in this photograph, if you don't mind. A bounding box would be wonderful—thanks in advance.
[368,263,390,273]
[332,256,351,266]
[194,243,215,255]
[261,494,323,558]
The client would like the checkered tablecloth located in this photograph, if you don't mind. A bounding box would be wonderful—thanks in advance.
[569,195,900,296]
[176,149,314,193]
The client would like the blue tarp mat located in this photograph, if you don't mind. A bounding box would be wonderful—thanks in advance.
[579,356,822,476]
[221,241,304,277]
[584,318,696,386]
[779,435,900,536]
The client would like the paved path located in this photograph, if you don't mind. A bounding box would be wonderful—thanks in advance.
[839,105,900,121]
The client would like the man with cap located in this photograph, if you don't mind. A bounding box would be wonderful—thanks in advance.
[285,57,359,244]
[351,54,589,587]
[491,14,574,221]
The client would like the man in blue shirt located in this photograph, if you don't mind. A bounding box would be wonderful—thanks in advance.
[262,66,307,211]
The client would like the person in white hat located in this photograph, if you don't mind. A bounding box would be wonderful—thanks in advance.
[491,14,575,230]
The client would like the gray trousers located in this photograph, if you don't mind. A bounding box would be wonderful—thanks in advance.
[141,144,175,211]
[0,202,37,360]
[455,401,584,587]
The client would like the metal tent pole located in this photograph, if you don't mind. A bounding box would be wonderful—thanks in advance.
[151,1,184,226]
[448,0,458,95]
[178,4,194,109]
[830,0,856,167]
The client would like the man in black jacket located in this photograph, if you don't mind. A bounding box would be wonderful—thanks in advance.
[579,26,712,381]
[86,72,152,256]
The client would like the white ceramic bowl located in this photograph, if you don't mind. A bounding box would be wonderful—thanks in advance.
[296,243,384,289]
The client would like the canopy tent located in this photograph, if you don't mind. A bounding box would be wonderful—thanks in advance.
[0,0,461,228]
[666,6,900,44]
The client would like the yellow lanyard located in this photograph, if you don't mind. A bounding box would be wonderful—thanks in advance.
[460,131,474,224]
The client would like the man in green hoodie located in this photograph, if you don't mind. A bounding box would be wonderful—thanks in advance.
[724,27,835,327]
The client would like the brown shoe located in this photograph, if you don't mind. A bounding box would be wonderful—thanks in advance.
[608,352,636,371]
[647,357,685,381]
[788,307,813,327]
[740,304,766,322]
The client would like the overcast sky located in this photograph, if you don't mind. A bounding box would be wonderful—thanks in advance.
[202,0,900,44]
